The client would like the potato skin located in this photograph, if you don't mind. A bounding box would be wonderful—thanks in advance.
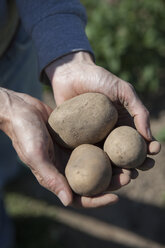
[104,126,147,169]
[48,93,118,149]
[65,144,112,196]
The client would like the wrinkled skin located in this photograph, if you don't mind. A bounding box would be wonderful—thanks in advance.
[0,51,160,208]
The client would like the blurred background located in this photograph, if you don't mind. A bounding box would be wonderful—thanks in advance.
[4,0,165,247]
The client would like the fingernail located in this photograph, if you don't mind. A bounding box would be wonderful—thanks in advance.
[147,128,152,140]
[58,190,69,206]
[149,140,161,155]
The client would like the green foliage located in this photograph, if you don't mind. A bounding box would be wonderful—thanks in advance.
[82,0,165,93]
[156,127,165,142]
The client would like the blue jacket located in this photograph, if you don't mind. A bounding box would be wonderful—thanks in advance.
[0,0,93,80]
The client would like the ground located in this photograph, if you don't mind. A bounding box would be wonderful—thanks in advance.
[4,90,165,248]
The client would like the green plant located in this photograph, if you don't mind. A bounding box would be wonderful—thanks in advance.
[156,127,165,142]
[82,0,165,94]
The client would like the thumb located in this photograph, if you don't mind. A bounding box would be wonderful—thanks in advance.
[130,100,151,141]
[120,83,152,141]
[33,160,73,206]
[121,83,161,155]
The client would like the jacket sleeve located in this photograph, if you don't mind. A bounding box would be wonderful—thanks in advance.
[15,0,94,81]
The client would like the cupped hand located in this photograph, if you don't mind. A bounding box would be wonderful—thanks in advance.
[45,51,161,169]
[0,88,129,208]
[0,88,72,206]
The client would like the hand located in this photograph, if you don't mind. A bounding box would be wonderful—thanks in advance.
[0,88,132,208]
[45,51,161,207]
[0,88,73,206]
[45,51,160,153]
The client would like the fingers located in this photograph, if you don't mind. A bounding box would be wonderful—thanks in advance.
[72,193,118,208]
[32,161,73,206]
[112,167,138,179]
[148,140,161,155]
[131,169,139,179]
[133,105,152,141]
[118,83,162,158]
[137,157,155,171]
[120,83,152,141]
[108,174,131,191]
[22,136,73,206]
[72,167,138,206]
[108,168,138,191]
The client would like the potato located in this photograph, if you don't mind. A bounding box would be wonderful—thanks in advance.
[65,144,112,196]
[48,93,118,149]
[104,126,147,168]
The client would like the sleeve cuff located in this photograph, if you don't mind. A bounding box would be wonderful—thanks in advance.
[31,13,94,83]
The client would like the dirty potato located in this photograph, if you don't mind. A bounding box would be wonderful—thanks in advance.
[65,144,112,196]
[48,93,118,149]
[104,126,147,168]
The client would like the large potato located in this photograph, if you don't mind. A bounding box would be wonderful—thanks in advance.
[65,144,112,196]
[48,93,118,149]
[104,126,147,168]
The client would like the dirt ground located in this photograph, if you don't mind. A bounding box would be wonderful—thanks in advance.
[6,91,165,248]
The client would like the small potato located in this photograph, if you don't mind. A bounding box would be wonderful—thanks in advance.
[65,144,112,196]
[104,126,147,169]
[48,93,118,149]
